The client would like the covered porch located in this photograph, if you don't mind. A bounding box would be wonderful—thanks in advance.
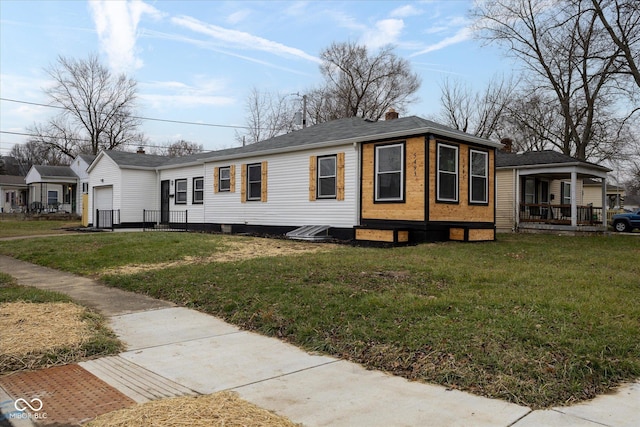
[515,164,610,233]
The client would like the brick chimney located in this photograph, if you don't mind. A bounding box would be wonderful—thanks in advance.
[136,146,145,154]
[385,108,399,120]
[500,138,513,153]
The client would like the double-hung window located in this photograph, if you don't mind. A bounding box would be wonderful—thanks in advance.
[317,156,337,198]
[192,177,204,204]
[375,143,404,201]
[175,179,187,204]
[247,163,262,201]
[437,144,458,202]
[469,150,488,204]
[47,191,58,206]
[219,167,231,192]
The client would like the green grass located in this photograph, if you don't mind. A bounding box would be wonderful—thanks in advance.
[0,233,638,408]
[0,219,82,238]
[0,272,122,373]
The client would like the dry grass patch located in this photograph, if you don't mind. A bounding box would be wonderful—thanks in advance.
[86,391,299,427]
[0,300,121,373]
[104,237,336,276]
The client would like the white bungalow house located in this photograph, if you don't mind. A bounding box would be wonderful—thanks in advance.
[87,115,504,243]
[23,155,95,216]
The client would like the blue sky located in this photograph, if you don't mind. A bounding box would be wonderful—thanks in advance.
[0,0,513,155]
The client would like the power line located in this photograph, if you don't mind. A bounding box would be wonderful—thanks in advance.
[0,97,252,130]
[0,130,206,152]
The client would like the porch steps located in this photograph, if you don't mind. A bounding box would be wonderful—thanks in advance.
[286,225,331,241]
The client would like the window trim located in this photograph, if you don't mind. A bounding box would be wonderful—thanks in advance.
[374,142,405,203]
[317,155,337,199]
[437,143,459,203]
[219,166,231,192]
[246,163,262,201]
[469,149,489,205]
[192,177,204,204]
[175,178,187,204]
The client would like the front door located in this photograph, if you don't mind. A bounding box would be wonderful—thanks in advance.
[161,180,170,224]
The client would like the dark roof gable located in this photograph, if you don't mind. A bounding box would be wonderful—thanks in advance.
[33,165,78,178]
[496,150,609,171]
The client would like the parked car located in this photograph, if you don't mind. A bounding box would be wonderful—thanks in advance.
[611,208,640,232]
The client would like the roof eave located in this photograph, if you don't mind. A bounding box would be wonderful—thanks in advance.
[197,126,501,163]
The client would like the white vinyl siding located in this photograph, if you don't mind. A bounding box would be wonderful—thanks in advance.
[205,145,357,228]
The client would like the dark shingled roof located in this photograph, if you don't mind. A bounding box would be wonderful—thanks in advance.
[104,116,498,169]
[162,115,498,166]
[103,150,171,168]
[496,150,609,171]
[77,154,97,165]
[0,175,27,186]
[33,165,78,178]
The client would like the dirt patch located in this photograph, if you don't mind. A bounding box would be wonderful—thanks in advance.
[0,301,95,372]
[86,391,299,427]
[104,237,337,276]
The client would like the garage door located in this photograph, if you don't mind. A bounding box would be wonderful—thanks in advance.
[94,186,113,228]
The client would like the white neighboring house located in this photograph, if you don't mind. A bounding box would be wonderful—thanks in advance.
[25,165,78,214]
[23,155,95,216]
[86,114,503,243]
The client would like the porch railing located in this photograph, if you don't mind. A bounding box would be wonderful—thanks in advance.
[95,209,120,230]
[143,210,188,231]
[519,203,603,226]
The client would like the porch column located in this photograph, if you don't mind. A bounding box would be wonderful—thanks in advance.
[570,171,577,227]
[514,169,520,230]
[602,178,607,228]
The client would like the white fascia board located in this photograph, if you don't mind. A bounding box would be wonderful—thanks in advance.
[498,162,611,175]
[155,160,205,171]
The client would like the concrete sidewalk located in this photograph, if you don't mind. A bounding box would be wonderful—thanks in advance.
[0,254,638,426]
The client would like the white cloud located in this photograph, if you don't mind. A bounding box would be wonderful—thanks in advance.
[410,26,473,57]
[88,0,164,73]
[171,15,320,63]
[226,9,252,25]
[360,19,405,50]
[390,5,422,18]
[139,79,235,111]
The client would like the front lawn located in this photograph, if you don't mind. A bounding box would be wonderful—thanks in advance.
[0,232,638,408]
[0,219,81,238]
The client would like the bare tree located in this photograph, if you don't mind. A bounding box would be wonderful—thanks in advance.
[157,140,204,157]
[30,54,142,160]
[589,0,640,89]
[473,0,629,161]
[318,42,421,121]
[9,140,68,171]
[437,75,516,139]
[234,87,299,145]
